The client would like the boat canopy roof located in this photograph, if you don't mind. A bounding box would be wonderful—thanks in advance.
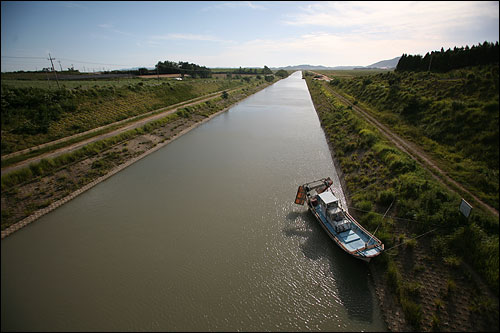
[318,191,338,205]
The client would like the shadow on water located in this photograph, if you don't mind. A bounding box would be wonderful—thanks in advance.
[283,209,375,323]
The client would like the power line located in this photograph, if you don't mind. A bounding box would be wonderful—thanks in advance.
[1,56,46,59]
[2,55,137,68]
[57,57,133,67]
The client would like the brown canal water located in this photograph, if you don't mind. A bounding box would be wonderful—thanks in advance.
[1,71,386,331]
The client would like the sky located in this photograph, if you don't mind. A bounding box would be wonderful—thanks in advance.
[1,1,499,72]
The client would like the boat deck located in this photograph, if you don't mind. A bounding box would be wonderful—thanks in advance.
[339,230,364,250]
[313,204,382,258]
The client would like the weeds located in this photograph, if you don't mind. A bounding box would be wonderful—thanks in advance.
[305,75,499,327]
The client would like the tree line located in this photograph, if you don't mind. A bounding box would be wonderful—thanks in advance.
[130,63,276,78]
[154,60,212,78]
[104,61,212,78]
[396,41,499,72]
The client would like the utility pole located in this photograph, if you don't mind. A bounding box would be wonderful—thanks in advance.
[48,53,60,88]
[58,60,63,72]
[46,70,51,89]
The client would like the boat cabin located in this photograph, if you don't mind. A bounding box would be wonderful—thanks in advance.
[317,191,350,233]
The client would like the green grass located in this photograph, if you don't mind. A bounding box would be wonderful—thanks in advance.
[325,65,499,210]
[1,79,277,231]
[305,75,498,297]
[1,77,160,89]
[315,69,392,78]
[1,77,255,155]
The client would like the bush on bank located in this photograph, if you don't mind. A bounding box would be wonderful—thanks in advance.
[305,77,498,297]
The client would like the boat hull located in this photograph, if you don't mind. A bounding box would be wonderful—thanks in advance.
[307,201,382,262]
[294,178,383,262]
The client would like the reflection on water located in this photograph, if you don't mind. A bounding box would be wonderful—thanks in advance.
[284,209,376,322]
[1,72,386,331]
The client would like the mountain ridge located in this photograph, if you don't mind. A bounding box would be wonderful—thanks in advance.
[275,56,401,70]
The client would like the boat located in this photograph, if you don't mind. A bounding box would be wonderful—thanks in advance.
[294,177,384,262]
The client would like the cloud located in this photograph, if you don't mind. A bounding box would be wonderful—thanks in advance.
[283,1,499,41]
[97,23,139,39]
[60,1,87,9]
[202,1,267,11]
[209,31,447,67]
[150,33,232,43]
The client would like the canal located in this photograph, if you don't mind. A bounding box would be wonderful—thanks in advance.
[1,71,386,331]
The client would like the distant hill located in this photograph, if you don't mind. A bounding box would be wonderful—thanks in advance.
[275,64,357,70]
[366,56,401,69]
[276,57,400,71]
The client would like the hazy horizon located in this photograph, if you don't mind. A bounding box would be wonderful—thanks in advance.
[1,1,499,72]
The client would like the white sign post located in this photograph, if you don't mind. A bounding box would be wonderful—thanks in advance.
[459,198,473,218]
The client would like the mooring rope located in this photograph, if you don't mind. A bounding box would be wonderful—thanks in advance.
[383,228,438,252]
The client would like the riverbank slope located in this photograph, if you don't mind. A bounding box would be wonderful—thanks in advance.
[1,79,277,237]
[305,75,499,332]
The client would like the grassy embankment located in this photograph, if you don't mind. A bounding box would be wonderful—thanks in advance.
[1,74,281,231]
[317,66,499,212]
[305,73,498,331]
[1,76,248,159]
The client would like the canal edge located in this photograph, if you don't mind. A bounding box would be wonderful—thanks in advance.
[0,90,259,240]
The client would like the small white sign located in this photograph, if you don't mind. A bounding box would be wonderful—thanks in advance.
[459,199,472,218]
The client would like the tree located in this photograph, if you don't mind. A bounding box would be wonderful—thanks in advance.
[395,41,499,73]
[155,60,212,78]
[263,65,273,74]
[275,69,289,78]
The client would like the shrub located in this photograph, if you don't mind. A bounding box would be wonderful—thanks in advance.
[443,255,461,268]
[386,260,402,293]
[446,278,457,294]
[360,211,383,230]
[275,70,289,78]
[397,173,429,199]
[405,281,422,298]
[401,297,422,329]
[431,313,441,331]
[359,128,378,147]
[29,163,42,176]
[1,167,33,190]
[378,188,396,206]
[356,200,372,212]
[264,75,274,82]
[405,238,417,249]
[175,108,191,118]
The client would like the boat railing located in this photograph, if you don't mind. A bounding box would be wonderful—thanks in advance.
[351,243,384,256]
[301,177,332,188]
[345,210,383,245]
[363,243,384,251]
